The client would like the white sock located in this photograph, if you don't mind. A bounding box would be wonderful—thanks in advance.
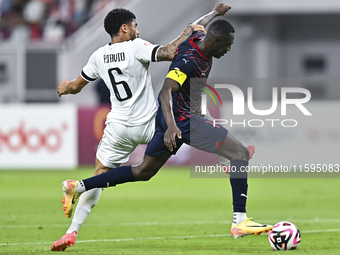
[76,181,86,193]
[233,212,247,225]
[66,188,102,234]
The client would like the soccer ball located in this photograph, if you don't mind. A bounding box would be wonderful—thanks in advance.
[268,221,301,250]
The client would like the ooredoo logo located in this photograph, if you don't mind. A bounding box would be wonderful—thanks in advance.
[0,122,67,153]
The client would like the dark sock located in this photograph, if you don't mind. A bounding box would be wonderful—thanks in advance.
[230,159,248,213]
[82,166,135,190]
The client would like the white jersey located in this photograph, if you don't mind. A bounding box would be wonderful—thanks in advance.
[81,38,161,126]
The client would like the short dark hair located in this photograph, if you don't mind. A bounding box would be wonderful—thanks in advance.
[104,8,136,37]
[207,19,235,38]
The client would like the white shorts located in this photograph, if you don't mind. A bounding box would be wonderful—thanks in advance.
[96,116,155,168]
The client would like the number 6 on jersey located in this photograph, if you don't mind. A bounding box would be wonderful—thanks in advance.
[108,67,132,101]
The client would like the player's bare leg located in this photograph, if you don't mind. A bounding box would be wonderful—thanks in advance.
[221,145,255,174]
[214,131,249,161]
[132,152,172,181]
[214,132,272,238]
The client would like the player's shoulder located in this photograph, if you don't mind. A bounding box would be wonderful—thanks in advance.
[191,30,205,39]
[169,52,197,76]
[177,31,204,51]
[130,38,155,49]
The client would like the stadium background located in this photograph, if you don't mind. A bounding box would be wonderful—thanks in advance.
[0,0,339,169]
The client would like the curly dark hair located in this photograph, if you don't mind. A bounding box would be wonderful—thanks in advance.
[104,8,136,38]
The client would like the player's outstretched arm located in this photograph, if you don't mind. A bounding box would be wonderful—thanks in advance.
[156,3,231,62]
[57,76,89,97]
[157,24,204,61]
[192,3,231,27]
[159,78,181,151]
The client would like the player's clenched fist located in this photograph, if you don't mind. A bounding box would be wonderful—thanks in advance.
[58,79,69,97]
[213,3,231,16]
[164,125,182,152]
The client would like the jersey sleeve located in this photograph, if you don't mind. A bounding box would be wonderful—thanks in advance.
[165,70,187,86]
[131,38,161,63]
[81,51,99,82]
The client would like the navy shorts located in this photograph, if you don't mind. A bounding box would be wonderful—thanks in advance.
[145,109,228,157]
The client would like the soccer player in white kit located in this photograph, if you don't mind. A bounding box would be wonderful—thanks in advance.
[51,7,211,251]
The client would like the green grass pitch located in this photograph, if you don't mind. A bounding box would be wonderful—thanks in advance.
[0,167,339,254]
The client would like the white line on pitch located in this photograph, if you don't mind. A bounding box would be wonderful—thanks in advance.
[1,229,340,246]
[0,234,231,246]
[1,218,340,229]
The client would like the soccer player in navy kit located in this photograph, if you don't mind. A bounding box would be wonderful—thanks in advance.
[61,7,272,241]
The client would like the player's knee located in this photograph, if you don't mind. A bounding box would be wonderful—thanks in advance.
[233,144,249,161]
[240,145,250,161]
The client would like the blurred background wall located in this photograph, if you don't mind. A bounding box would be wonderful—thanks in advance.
[0,0,339,168]
[1,0,340,104]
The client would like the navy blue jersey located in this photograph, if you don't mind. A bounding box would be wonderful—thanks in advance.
[145,31,228,158]
[161,31,213,121]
